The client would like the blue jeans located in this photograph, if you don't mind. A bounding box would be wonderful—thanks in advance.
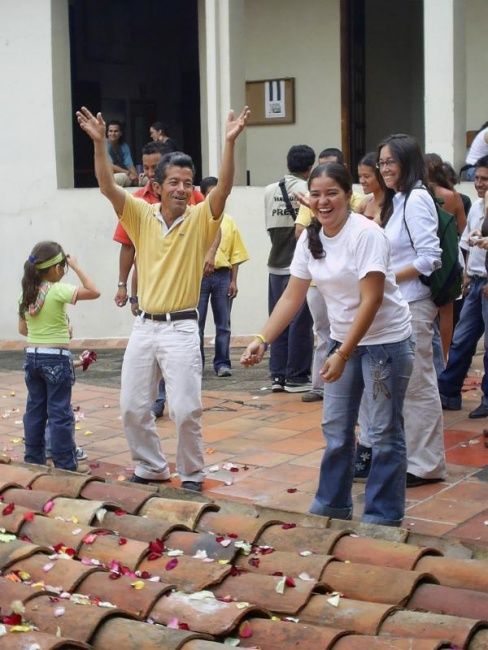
[198,269,232,372]
[438,277,488,408]
[268,273,313,382]
[310,337,415,527]
[23,351,77,471]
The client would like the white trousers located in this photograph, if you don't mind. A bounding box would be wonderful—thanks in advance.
[120,316,204,482]
[359,297,446,478]
[307,286,330,394]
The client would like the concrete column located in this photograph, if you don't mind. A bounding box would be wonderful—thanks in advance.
[200,0,247,182]
[51,0,74,189]
[424,0,466,167]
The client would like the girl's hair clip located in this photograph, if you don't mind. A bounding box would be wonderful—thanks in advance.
[28,255,37,264]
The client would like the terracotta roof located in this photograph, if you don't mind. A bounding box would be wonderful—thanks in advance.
[0,461,488,649]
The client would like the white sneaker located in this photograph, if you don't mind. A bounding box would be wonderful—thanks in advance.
[76,447,88,461]
[217,367,232,377]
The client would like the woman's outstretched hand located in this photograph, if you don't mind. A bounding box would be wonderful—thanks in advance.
[241,339,266,367]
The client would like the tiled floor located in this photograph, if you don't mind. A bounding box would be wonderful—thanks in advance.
[1,347,488,548]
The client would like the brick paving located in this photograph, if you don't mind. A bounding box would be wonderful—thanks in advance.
[1,345,488,547]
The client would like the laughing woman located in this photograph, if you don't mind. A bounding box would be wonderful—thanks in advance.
[241,163,414,527]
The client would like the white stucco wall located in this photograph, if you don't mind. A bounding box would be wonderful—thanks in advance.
[1,186,271,342]
[244,0,341,186]
[465,0,488,130]
[0,0,484,345]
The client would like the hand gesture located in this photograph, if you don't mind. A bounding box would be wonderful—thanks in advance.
[240,339,266,367]
[66,255,79,270]
[76,107,106,142]
[296,192,311,208]
[225,106,251,143]
[320,352,346,383]
[473,236,488,251]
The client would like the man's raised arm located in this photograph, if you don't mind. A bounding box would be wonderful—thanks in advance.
[76,107,126,215]
[209,107,250,219]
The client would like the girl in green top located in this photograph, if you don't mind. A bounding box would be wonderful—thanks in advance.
[18,241,100,470]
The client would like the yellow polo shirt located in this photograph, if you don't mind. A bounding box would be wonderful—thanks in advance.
[295,192,364,228]
[120,193,221,313]
[214,214,250,269]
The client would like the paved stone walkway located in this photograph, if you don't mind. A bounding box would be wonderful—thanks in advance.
[1,347,488,548]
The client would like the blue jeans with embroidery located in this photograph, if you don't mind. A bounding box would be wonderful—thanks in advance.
[310,337,414,527]
[438,276,488,408]
[23,351,77,471]
[268,273,314,383]
[198,269,232,373]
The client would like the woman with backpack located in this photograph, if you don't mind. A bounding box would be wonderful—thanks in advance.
[355,135,445,488]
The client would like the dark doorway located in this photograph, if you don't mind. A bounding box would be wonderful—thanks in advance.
[341,0,424,177]
[69,0,201,188]
[341,0,366,178]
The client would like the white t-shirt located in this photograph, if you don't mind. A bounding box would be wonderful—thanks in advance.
[290,213,412,345]
[466,127,488,165]
[460,199,487,277]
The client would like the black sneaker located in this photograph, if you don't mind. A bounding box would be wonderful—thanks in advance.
[469,403,488,419]
[271,377,285,393]
[152,400,165,419]
[284,380,312,393]
[181,481,203,492]
[353,443,372,483]
[406,473,444,488]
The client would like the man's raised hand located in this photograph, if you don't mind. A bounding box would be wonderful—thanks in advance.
[76,107,106,142]
[225,106,250,143]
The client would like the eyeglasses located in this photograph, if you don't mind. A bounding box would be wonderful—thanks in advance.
[376,158,398,170]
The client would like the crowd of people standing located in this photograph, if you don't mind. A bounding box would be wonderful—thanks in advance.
[17,107,488,527]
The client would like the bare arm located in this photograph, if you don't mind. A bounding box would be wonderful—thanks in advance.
[228,264,239,298]
[115,244,135,306]
[67,255,100,300]
[241,276,310,366]
[130,262,139,316]
[395,266,421,283]
[208,107,250,218]
[76,107,126,214]
[453,192,467,235]
[321,272,385,382]
[18,317,27,336]
[203,228,222,276]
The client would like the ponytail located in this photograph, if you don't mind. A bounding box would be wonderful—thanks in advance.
[19,241,65,317]
[306,218,325,260]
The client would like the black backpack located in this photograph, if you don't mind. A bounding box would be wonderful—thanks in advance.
[403,190,462,307]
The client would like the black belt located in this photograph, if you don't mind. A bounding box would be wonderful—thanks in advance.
[138,309,198,322]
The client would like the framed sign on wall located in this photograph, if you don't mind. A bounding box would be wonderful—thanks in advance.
[245,78,295,125]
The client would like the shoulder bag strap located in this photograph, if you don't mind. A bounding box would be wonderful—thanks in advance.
[279,179,298,222]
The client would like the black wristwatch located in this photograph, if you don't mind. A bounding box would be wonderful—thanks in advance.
[129,296,139,304]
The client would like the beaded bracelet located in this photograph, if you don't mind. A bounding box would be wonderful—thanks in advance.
[334,348,350,362]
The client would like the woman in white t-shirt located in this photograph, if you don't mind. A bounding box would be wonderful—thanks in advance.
[241,163,414,527]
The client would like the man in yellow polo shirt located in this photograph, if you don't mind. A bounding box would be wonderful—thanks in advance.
[76,105,250,492]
